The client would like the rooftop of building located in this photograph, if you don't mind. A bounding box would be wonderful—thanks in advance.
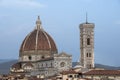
[84,70,120,75]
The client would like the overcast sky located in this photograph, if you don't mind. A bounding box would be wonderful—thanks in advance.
[0,0,120,66]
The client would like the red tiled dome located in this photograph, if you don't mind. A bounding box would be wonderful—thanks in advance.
[20,16,57,53]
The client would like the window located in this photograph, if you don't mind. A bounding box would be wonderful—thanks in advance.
[86,53,89,57]
[59,77,62,79]
[87,64,92,68]
[87,38,90,45]
[51,63,52,67]
[68,75,73,78]
[74,75,77,78]
[41,56,45,59]
[89,53,91,57]
[60,62,65,67]
[28,56,32,60]
[87,53,92,57]
[89,64,92,68]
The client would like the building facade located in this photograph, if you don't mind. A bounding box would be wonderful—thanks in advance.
[10,16,72,77]
[79,19,95,69]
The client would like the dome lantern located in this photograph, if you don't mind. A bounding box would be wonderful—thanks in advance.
[36,16,42,30]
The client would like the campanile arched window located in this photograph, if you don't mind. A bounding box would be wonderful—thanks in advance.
[87,38,90,45]
[89,53,91,57]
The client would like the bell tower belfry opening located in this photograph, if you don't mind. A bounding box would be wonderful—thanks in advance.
[79,15,95,69]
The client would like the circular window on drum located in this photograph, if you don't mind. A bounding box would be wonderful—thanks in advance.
[60,62,65,67]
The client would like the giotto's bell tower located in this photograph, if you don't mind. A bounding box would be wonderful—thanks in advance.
[79,15,95,69]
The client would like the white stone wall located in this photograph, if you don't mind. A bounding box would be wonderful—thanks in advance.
[19,51,72,77]
[31,52,72,77]
[36,59,57,77]
[54,53,72,72]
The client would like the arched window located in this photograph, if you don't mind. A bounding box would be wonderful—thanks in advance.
[86,53,89,57]
[41,56,45,59]
[87,38,90,45]
[28,56,32,60]
[68,75,73,78]
[89,53,91,57]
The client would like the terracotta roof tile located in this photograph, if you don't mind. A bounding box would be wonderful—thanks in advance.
[84,70,120,75]
[60,70,78,75]
[23,62,33,67]
[20,29,57,52]
[11,62,22,70]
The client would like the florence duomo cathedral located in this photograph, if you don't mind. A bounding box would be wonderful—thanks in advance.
[10,16,72,77]
[10,16,95,77]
